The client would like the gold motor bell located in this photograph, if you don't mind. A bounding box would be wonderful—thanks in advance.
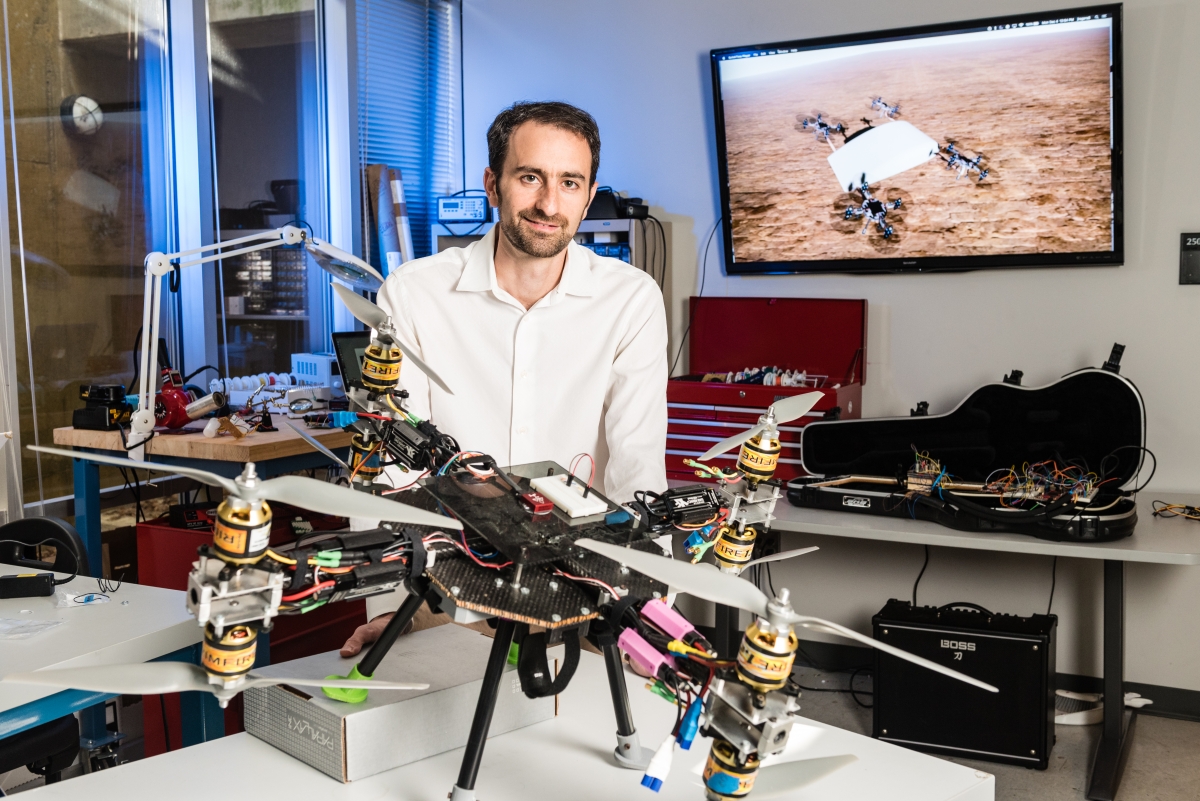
[703,738,760,800]
[737,432,781,483]
[736,618,798,693]
[211,499,272,562]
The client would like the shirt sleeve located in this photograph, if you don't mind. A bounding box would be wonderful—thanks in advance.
[374,273,432,421]
[602,278,669,503]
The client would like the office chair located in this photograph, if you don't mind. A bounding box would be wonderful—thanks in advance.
[0,516,90,578]
[0,516,91,789]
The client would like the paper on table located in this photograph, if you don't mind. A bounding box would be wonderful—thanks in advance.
[0,617,62,640]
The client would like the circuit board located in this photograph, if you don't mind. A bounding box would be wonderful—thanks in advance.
[416,461,660,567]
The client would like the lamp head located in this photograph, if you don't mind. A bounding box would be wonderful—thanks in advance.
[305,237,383,291]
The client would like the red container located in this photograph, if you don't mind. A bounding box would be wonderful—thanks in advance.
[668,297,867,482]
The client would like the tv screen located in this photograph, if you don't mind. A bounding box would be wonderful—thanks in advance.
[711,5,1123,274]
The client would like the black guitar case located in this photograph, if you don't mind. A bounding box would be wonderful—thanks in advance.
[787,353,1146,542]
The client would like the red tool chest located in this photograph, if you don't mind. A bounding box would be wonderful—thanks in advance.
[667,297,867,483]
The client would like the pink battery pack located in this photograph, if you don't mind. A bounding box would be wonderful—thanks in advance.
[640,599,697,641]
[618,628,673,677]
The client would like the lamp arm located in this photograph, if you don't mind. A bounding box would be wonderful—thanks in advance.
[130,226,302,450]
[128,225,380,453]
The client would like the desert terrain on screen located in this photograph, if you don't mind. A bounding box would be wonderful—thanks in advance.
[720,26,1114,263]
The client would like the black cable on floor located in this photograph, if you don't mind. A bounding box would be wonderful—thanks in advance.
[912,544,930,605]
[1047,555,1058,615]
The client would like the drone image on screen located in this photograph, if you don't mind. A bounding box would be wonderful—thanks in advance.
[843,174,903,239]
[796,112,845,150]
[794,97,991,240]
[941,141,990,181]
[870,97,900,119]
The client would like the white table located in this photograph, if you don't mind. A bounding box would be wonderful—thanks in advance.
[16,650,994,800]
[0,576,213,746]
[764,491,1200,801]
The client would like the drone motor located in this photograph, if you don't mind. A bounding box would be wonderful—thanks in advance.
[200,623,259,683]
[736,618,799,692]
[361,340,403,393]
[736,431,781,484]
[712,525,757,572]
[703,739,760,800]
[212,497,273,562]
[349,430,384,486]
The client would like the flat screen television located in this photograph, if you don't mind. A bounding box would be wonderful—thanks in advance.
[710,5,1123,274]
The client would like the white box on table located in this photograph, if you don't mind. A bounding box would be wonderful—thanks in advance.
[244,624,555,782]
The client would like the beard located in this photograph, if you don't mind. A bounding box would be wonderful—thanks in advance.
[498,198,575,259]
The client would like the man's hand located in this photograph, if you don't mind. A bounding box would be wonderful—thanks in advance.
[340,612,396,657]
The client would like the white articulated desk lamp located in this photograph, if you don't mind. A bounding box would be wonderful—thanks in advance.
[129,225,384,454]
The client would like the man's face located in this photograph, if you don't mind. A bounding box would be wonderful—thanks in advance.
[485,121,596,259]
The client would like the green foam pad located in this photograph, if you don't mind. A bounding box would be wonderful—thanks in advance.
[321,663,371,704]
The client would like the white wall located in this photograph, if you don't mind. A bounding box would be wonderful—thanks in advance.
[462,0,1200,691]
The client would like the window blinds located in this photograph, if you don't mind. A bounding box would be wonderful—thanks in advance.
[356,0,460,262]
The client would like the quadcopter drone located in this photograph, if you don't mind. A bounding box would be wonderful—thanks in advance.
[796,113,845,150]
[870,97,900,119]
[941,141,989,181]
[843,174,903,239]
[6,292,996,801]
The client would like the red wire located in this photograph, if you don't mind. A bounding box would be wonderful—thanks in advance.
[570,453,596,487]
[283,580,334,601]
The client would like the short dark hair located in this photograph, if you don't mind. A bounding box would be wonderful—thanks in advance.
[487,101,601,185]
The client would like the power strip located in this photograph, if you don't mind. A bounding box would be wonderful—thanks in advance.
[529,474,608,518]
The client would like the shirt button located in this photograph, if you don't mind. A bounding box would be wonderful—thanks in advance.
[518,426,528,435]
[520,371,528,379]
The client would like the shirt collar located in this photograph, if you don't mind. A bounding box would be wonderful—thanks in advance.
[455,226,597,299]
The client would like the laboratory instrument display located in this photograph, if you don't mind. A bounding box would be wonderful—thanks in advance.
[7,289,998,801]
[788,346,1147,542]
[710,5,1123,274]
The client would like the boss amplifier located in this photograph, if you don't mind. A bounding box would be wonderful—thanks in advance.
[872,599,1056,769]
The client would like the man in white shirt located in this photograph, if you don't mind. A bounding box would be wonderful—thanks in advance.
[341,101,668,656]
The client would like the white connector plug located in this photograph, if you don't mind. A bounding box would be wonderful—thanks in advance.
[640,735,675,792]
[529,473,608,518]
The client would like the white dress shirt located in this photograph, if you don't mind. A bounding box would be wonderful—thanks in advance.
[374,226,668,504]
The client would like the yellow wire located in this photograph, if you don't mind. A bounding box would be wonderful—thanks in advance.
[265,549,296,565]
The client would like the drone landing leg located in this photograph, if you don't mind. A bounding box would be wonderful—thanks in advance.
[357,589,426,676]
[449,618,517,801]
[603,640,654,770]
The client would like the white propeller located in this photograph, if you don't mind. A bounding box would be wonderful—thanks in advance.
[30,445,461,531]
[284,418,350,471]
[739,546,820,573]
[575,539,997,693]
[752,754,858,797]
[700,392,823,461]
[3,662,426,706]
[331,283,454,395]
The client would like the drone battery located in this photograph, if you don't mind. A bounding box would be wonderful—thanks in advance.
[244,624,555,782]
[872,599,1056,769]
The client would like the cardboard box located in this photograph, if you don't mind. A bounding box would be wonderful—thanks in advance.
[244,624,555,782]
